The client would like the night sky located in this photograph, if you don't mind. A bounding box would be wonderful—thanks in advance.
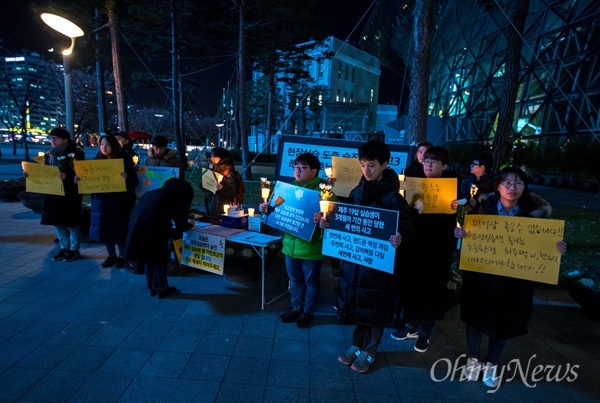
[1,0,401,116]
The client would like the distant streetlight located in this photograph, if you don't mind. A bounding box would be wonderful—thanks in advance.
[41,13,84,139]
[216,123,224,147]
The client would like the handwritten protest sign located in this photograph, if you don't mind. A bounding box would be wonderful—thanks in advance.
[262,181,319,241]
[331,156,362,198]
[460,215,565,285]
[404,177,457,214]
[201,168,223,194]
[22,161,64,196]
[136,166,179,196]
[74,159,126,194]
[181,225,231,275]
[322,202,398,273]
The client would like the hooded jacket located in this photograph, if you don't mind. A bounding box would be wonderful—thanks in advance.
[337,169,413,326]
[40,139,85,227]
[460,192,553,340]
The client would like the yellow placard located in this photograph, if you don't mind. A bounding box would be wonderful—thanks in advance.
[331,156,362,198]
[460,215,565,285]
[74,159,126,194]
[22,161,64,196]
[173,238,183,268]
[405,177,457,214]
[201,168,223,194]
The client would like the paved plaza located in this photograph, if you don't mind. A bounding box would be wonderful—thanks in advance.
[1,145,599,401]
[0,199,598,402]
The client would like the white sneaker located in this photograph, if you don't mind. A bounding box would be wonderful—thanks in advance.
[482,362,499,388]
[462,357,481,381]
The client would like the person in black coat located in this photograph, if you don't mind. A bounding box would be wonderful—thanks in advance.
[318,141,413,373]
[124,178,194,298]
[38,128,85,262]
[84,135,139,268]
[202,147,241,217]
[458,153,495,200]
[392,146,461,353]
[455,167,567,389]
[403,141,432,178]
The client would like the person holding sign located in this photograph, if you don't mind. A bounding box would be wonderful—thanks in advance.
[35,128,85,262]
[84,135,139,268]
[319,141,412,373]
[392,146,461,353]
[454,167,567,389]
[124,179,195,298]
[260,153,336,328]
[146,135,184,178]
[202,147,244,218]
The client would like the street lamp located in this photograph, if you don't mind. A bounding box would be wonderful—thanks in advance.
[41,13,84,139]
[216,123,224,147]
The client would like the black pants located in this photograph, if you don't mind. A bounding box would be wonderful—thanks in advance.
[352,325,384,355]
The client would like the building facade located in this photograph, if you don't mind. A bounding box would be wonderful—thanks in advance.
[361,0,599,147]
[251,36,381,152]
[0,52,64,142]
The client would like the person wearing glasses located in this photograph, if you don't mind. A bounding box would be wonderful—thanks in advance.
[392,146,461,353]
[260,153,336,328]
[459,153,495,200]
[454,167,566,388]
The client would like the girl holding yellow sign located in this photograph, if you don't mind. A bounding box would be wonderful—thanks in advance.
[454,167,567,389]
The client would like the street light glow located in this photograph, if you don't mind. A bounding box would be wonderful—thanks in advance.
[41,12,84,139]
[40,13,84,38]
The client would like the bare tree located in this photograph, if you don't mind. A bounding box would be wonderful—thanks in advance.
[491,0,530,172]
[406,0,435,144]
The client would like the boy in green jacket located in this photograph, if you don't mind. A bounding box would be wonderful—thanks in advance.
[260,153,336,327]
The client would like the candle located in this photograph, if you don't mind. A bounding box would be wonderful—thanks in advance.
[132,155,139,164]
[223,204,230,214]
[398,174,405,182]
[324,167,333,177]
[319,200,330,220]
[456,222,462,249]
[261,187,270,203]
[248,208,255,216]
[399,189,405,197]
[38,152,45,157]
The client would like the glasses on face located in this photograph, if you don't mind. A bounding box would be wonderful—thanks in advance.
[422,159,442,166]
[500,180,525,189]
[293,165,310,172]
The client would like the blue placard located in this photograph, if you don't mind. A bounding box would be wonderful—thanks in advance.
[322,202,399,273]
[275,135,414,182]
[261,181,319,241]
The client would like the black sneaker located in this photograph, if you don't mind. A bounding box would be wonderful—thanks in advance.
[101,255,117,268]
[295,311,314,328]
[157,286,179,299]
[115,257,126,268]
[52,249,67,261]
[149,289,158,297]
[279,310,301,323]
[414,335,429,353]
[391,325,418,341]
[64,250,81,262]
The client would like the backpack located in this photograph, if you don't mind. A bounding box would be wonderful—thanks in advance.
[234,171,246,204]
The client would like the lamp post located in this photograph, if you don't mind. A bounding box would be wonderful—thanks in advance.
[41,13,84,139]
[216,123,224,147]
